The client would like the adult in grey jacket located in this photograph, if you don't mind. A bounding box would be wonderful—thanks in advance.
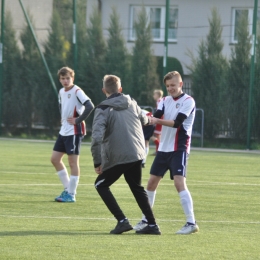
[91,75,161,235]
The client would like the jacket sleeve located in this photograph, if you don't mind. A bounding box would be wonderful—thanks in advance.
[136,104,149,125]
[91,108,107,168]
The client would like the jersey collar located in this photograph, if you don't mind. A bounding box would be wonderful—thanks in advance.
[173,93,185,101]
[64,85,75,92]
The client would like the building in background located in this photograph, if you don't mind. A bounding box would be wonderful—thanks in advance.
[87,0,258,78]
[2,0,53,48]
[1,0,258,77]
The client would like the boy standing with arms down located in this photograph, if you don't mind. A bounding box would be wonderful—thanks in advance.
[91,75,161,235]
[51,67,94,202]
[134,71,199,234]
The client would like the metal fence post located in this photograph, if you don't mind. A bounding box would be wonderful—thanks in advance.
[247,0,258,149]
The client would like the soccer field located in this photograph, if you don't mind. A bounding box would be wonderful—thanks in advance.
[0,139,259,260]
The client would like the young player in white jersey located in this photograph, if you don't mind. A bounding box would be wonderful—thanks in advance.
[51,67,94,202]
[133,71,199,235]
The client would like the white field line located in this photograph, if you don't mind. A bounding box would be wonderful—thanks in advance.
[1,171,260,186]
[0,182,260,186]
[2,137,260,154]
[0,214,259,225]
[1,171,53,175]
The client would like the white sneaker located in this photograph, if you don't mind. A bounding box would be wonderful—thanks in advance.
[176,223,199,234]
[133,220,148,231]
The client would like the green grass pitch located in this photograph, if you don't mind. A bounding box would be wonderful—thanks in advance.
[0,139,259,260]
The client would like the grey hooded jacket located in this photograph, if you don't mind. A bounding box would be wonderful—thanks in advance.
[91,93,148,172]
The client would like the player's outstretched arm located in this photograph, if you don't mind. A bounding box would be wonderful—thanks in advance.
[149,112,187,128]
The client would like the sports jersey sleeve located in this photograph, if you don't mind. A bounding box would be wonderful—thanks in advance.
[153,98,164,118]
[75,100,95,124]
[157,98,164,111]
[179,97,195,117]
[76,88,90,104]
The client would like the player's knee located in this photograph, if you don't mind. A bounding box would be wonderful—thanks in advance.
[50,156,57,166]
[174,178,186,192]
[146,181,157,191]
[68,160,77,169]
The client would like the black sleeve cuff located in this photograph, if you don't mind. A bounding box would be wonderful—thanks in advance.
[94,163,101,168]
[153,109,164,118]
[173,113,187,128]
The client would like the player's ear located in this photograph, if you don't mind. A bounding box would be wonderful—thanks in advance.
[118,87,122,93]
[102,88,107,95]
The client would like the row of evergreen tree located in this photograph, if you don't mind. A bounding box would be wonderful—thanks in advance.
[190,8,260,141]
[2,2,260,143]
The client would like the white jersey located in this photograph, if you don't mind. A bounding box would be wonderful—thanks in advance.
[157,93,195,153]
[59,85,90,136]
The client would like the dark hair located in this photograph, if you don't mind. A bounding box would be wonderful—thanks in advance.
[103,75,121,94]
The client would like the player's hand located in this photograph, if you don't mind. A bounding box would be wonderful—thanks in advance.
[67,117,77,125]
[149,116,158,125]
[147,116,153,125]
[95,166,103,175]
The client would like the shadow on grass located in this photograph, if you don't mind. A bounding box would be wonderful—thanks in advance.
[0,231,110,236]
[0,231,138,236]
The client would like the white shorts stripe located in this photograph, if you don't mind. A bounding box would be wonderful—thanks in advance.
[72,135,76,153]
[181,152,186,177]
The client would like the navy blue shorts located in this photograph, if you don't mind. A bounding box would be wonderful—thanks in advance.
[150,151,188,180]
[143,125,155,141]
[53,134,84,155]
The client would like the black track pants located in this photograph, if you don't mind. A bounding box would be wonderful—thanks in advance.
[94,160,156,224]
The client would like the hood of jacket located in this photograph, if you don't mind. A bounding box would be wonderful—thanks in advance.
[99,93,131,111]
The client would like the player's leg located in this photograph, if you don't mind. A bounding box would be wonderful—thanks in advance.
[51,135,70,200]
[142,125,155,167]
[171,151,199,234]
[65,154,79,201]
[153,126,161,154]
[145,175,161,208]
[138,175,162,225]
[58,134,83,202]
[94,164,132,234]
[123,160,161,235]
[51,151,65,171]
[134,152,167,230]
[142,140,150,167]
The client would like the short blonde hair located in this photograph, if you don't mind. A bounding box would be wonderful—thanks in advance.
[163,71,182,84]
[103,75,121,94]
[57,67,75,78]
[153,89,163,98]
